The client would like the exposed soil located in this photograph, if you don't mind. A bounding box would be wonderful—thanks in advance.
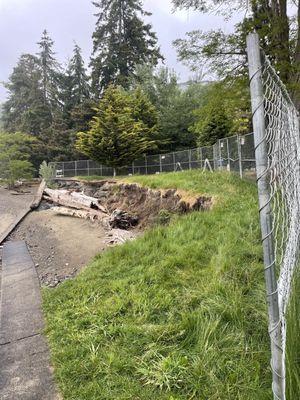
[1,179,211,289]
[9,207,138,287]
[56,179,213,227]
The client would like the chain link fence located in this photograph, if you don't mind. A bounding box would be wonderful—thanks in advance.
[248,33,300,400]
[50,132,255,179]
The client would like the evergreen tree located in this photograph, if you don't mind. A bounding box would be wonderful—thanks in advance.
[90,0,163,95]
[68,43,90,105]
[131,66,204,151]
[37,30,61,108]
[2,54,51,136]
[76,85,159,173]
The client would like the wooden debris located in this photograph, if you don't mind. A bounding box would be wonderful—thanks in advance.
[51,206,110,227]
[31,179,46,210]
[44,188,107,213]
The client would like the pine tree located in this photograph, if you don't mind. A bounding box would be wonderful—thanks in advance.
[76,85,158,173]
[2,53,51,136]
[37,30,61,108]
[68,43,90,105]
[90,0,163,95]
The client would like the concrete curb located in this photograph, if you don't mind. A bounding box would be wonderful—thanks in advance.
[0,241,59,400]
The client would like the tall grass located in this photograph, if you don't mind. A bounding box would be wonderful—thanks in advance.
[43,171,281,399]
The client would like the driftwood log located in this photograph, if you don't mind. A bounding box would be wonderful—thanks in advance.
[44,188,139,230]
[31,179,46,210]
[51,206,110,226]
[43,188,107,213]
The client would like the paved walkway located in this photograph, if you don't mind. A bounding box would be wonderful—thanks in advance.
[0,186,37,244]
[0,241,59,400]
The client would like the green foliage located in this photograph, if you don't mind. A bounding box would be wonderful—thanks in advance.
[37,29,61,106]
[1,32,91,163]
[0,132,35,187]
[194,103,232,146]
[131,66,206,151]
[76,85,159,170]
[39,160,55,186]
[190,81,251,145]
[156,209,172,226]
[43,171,272,399]
[172,1,300,104]
[286,271,300,399]
[90,0,163,94]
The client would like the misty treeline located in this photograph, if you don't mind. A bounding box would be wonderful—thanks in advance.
[2,0,299,172]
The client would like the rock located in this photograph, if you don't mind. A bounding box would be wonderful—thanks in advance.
[109,209,139,230]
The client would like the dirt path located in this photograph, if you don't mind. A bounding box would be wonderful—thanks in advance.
[10,208,137,287]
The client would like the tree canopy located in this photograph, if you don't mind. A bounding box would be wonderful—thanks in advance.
[76,85,159,172]
[90,0,163,95]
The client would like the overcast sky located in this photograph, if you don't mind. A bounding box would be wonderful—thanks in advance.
[0,0,241,102]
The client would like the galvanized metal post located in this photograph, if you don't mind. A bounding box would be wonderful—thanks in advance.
[226,138,231,171]
[173,152,176,172]
[132,161,135,175]
[188,149,192,170]
[247,33,284,400]
[145,155,148,175]
[199,147,203,169]
[87,160,90,176]
[159,155,162,173]
[237,135,243,179]
[75,161,77,177]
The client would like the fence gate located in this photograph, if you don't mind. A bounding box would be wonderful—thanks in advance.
[247,33,300,400]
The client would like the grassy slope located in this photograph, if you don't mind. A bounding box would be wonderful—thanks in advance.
[44,171,274,400]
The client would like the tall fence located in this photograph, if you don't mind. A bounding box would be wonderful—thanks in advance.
[51,132,256,178]
[247,33,300,399]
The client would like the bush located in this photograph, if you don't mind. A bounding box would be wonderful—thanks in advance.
[39,161,55,186]
[0,131,35,188]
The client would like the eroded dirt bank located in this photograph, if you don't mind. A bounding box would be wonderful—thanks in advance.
[56,179,212,227]
[8,179,212,287]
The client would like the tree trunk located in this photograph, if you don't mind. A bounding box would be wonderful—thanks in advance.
[51,206,110,226]
[43,188,107,213]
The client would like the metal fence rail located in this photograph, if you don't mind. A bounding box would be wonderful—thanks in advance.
[247,32,300,400]
[50,132,256,178]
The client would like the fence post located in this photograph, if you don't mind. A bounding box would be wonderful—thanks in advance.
[226,138,231,171]
[87,160,90,176]
[132,161,135,175]
[237,135,243,178]
[188,149,192,170]
[247,33,284,400]
[173,152,176,172]
[159,155,162,173]
[75,160,77,177]
[145,155,148,175]
[199,147,203,169]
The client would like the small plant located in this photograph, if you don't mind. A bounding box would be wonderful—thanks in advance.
[156,209,172,226]
[39,161,55,186]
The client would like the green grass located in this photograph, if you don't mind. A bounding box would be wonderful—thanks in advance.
[43,170,297,399]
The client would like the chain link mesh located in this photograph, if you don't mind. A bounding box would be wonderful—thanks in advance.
[261,52,300,398]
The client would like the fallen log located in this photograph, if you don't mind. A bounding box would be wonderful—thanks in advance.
[44,188,107,213]
[70,191,107,213]
[31,179,46,210]
[51,206,110,226]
